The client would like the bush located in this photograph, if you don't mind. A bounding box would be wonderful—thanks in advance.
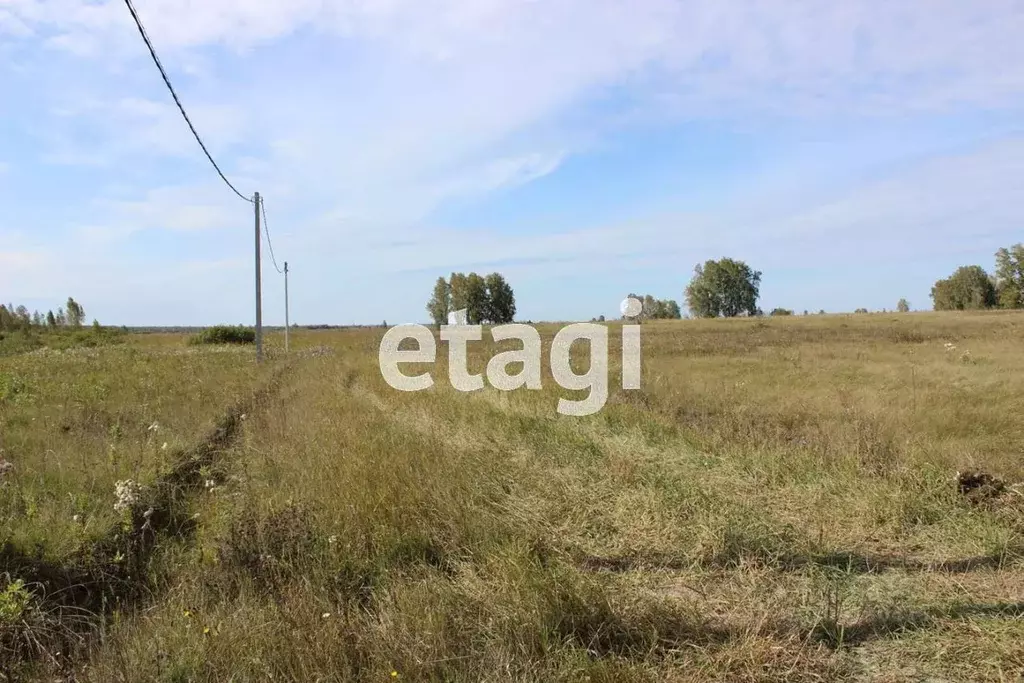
[188,325,256,346]
[769,308,793,316]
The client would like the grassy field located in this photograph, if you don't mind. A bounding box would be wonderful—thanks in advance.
[1,312,1022,681]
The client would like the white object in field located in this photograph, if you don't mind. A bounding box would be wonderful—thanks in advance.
[448,308,468,326]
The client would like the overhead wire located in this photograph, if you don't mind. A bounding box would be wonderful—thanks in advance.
[260,197,284,274]
[122,0,252,204]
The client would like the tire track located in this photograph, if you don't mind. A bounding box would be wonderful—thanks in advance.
[0,362,293,680]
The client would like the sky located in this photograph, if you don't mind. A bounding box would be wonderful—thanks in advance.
[2,0,1024,325]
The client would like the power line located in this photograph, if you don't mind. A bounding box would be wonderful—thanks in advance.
[122,0,251,203]
[259,196,284,274]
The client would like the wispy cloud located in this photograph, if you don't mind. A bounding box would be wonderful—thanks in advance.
[2,1,1024,322]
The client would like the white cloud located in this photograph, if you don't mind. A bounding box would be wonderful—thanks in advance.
[4,0,1024,322]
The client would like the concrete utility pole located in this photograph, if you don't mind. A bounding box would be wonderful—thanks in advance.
[254,191,263,362]
[284,261,290,353]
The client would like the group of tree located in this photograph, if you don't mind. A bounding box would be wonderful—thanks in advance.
[623,294,682,322]
[931,244,1024,311]
[684,258,762,318]
[0,297,91,332]
[426,272,516,326]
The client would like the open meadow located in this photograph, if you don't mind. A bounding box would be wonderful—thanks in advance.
[1,311,1022,682]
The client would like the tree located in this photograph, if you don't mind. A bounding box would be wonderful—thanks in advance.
[449,273,469,316]
[66,297,84,327]
[463,273,488,325]
[432,272,517,325]
[642,294,658,319]
[897,298,910,313]
[56,307,66,326]
[660,299,682,319]
[46,310,56,328]
[994,244,1024,309]
[684,258,762,318]
[14,305,30,328]
[770,308,793,316]
[0,305,11,331]
[931,265,997,311]
[854,308,869,314]
[484,272,516,324]
[31,311,43,326]
[426,276,451,326]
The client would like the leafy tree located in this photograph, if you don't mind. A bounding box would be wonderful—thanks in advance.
[14,306,29,327]
[92,319,102,332]
[66,297,84,327]
[660,299,682,319]
[642,294,658,319]
[897,298,910,313]
[46,310,56,328]
[684,258,762,318]
[770,308,793,316]
[449,273,469,316]
[931,265,997,311]
[484,272,516,324]
[854,308,869,314]
[426,276,451,326]
[31,311,43,326]
[627,293,683,320]
[0,305,11,331]
[463,273,488,325]
[432,272,517,325]
[994,243,1024,309]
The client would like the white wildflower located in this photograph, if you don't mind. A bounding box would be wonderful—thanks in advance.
[113,479,141,513]
[944,342,957,352]
[328,535,338,546]
[239,413,247,421]
[147,421,160,432]
[321,612,331,619]
[161,442,168,450]
[72,514,81,523]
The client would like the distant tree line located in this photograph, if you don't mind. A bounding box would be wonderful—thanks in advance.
[931,244,1024,311]
[0,296,92,332]
[426,272,516,326]
[622,294,682,322]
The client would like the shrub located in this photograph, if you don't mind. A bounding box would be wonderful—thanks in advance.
[188,325,256,346]
[769,308,794,316]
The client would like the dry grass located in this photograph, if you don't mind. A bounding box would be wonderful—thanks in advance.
[3,312,1024,681]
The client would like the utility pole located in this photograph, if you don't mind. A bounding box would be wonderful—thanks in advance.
[284,261,290,353]
[254,191,263,362]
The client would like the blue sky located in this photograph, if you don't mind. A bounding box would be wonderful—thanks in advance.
[2,0,1024,325]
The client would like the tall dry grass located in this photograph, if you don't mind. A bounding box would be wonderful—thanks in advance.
[4,313,1024,681]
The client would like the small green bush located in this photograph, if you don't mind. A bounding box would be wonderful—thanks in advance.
[189,325,256,346]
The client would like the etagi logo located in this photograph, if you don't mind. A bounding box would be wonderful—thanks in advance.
[378,298,643,416]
